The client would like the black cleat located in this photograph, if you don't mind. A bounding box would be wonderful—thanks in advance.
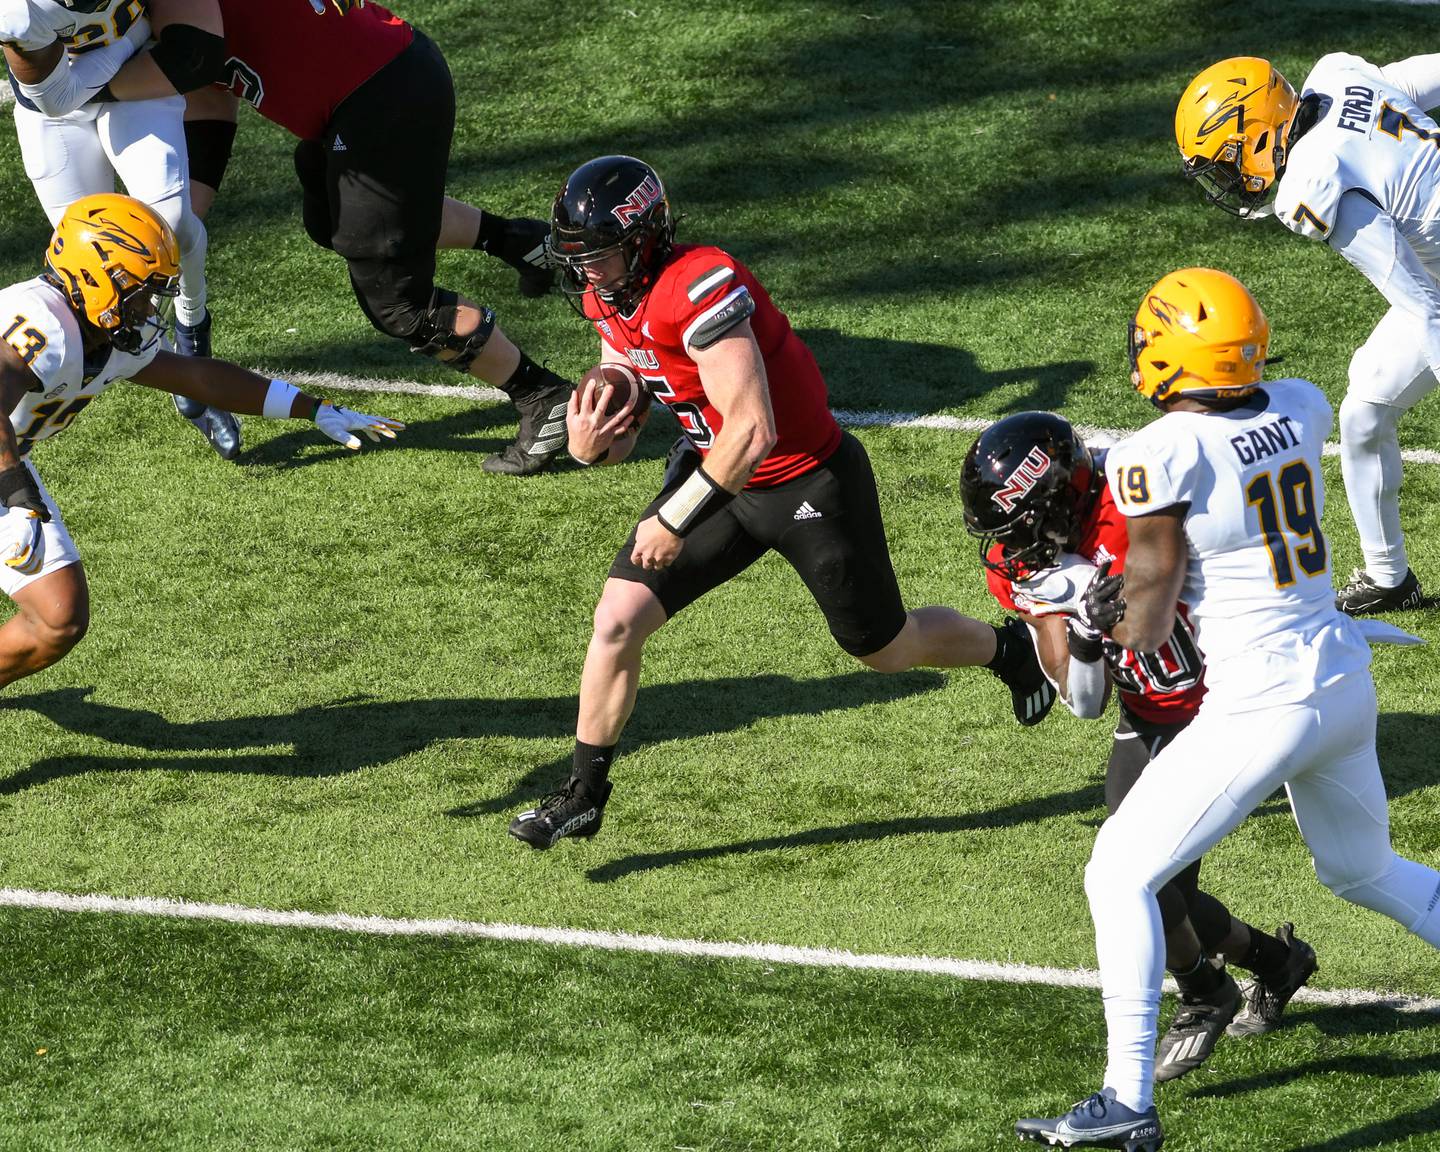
[1154,970,1240,1082]
[482,382,571,475]
[482,217,555,298]
[508,778,612,849]
[1016,1088,1164,1150]
[1335,568,1421,615]
[991,616,1056,727]
[1228,923,1317,1037]
[171,311,242,460]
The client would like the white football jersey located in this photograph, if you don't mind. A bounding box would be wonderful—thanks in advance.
[0,275,159,456]
[1277,54,1440,256]
[1106,379,1370,704]
[0,0,148,54]
[0,0,150,119]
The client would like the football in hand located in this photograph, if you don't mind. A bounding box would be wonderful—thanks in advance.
[582,362,652,431]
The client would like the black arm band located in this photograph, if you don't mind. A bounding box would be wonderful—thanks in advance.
[149,25,227,94]
[656,466,734,536]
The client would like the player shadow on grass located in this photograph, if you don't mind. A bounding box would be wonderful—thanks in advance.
[586,710,1440,884]
[1180,1002,1440,1152]
[797,328,1094,417]
[0,671,945,802]
[583,779,1107,884]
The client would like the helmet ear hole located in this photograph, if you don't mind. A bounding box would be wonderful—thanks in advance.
[1255,130,1269,151]
[1196,303,1208,322]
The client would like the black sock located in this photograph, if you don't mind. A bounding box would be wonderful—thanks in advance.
[985,623,1018,676]
[500,352,568,401]
[572,741,616,796]
[1237,925,1290,978]
[473,211,510,253]
[1171,954,1225,999]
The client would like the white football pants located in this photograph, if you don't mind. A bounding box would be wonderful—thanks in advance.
[1084,672,1440,1114]
[13,97,207,326]
[1342,302,1440,586]
[0,467,80,598]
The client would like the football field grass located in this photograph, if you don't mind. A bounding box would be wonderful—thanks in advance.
[0,1,1438,1148]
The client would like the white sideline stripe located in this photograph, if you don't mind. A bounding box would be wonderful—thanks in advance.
[293,371,1440,467]
[1,886,1436,1014]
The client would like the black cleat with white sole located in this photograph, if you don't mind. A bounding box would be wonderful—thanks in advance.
[1335,568,1422,615]
[483,382,572,475]
[991,616,1056,727]
[509,778,612,849]
[1228,923,1317,1037]
[1154,970,1240,1083]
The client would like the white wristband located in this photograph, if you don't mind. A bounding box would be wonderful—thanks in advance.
[656,465,732,536]
[262,379,300,420]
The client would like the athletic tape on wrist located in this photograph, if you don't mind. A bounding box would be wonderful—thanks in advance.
[262,379,300,420]
[656,466,732,536]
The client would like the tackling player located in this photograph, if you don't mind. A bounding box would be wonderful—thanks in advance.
[1015,269,1440,1152]
[1,0,241,459]
[0,194,402,693]
[507,154,1055,849]
[961,411,1317,1083]
[1176,53,1440,615]
[97,0,572,476]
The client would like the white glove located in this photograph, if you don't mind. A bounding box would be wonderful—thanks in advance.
[1012,552,1101,617]
[4,510,44,576]
[313,402,404,450]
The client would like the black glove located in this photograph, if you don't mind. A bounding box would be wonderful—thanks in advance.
[1078,558,1125,633]
[0,464,50,522]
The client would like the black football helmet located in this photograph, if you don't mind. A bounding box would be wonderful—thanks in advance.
[960,412,1100,581]
[550,155,676,317]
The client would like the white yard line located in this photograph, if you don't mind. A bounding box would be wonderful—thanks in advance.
[291,370,1440,466]
[1,885,1435,1014]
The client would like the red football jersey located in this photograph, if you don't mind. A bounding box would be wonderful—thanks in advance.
[585,244,842,488]
[985,484,1207,724]
[215,0,413,140]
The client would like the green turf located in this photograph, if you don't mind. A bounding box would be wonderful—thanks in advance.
[0,0,1438,1148]
[1,908,1437,1152]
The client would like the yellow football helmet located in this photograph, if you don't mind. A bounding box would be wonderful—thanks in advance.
[1175,57,1297,217]
[44,193,180,353]
[1128,268,1270,408]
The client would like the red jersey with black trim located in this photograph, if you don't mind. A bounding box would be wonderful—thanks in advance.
[585,244,842,488]
[215,0,413,140]
[985,484,1208,724]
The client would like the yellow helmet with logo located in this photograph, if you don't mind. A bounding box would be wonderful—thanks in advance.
[1128,268,1270,408]
[1175,57,1297,217]
[44,193,180,353]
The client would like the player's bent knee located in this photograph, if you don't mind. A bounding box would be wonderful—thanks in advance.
[408,289,497,373]
[591,598,652,652]
[1340,393,1401,452]
[841,614,909,666]
[25,600,89,656]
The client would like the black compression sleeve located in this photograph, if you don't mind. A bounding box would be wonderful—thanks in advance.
[149,25,227,94]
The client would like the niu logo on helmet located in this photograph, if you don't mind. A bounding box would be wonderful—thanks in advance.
[992,446,1052,512]
[611,175,663,226]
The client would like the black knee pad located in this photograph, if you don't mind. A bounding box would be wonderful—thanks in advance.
[408,288,497,373]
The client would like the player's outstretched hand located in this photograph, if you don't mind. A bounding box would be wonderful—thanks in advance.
[1078,559,1126,633]
[313,403,405,450]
